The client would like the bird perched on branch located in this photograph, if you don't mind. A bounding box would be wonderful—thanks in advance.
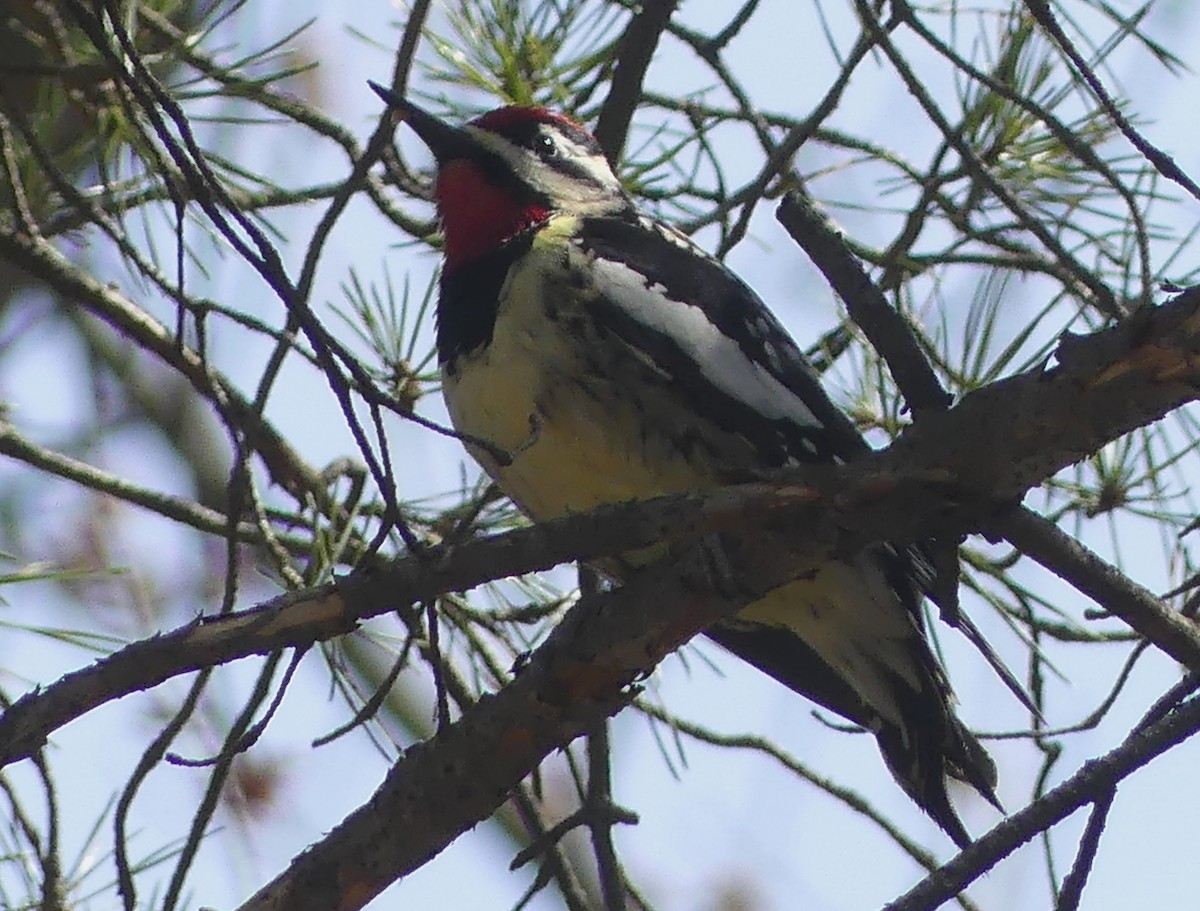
[371,82,1004,847]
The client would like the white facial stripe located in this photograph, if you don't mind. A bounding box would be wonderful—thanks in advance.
[464,124,623,204]
[537,161,618,206]
[545,131,622,192]
[464,125,525,168]
[588,257,822,429]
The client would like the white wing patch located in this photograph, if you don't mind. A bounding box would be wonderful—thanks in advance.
[585,255,823,430]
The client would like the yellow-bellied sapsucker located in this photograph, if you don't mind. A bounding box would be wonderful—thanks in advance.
[372,82,1003,847]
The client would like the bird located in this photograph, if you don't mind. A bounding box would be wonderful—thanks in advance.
[370,81,1002,848]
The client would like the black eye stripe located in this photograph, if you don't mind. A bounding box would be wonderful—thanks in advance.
[553,122,599,151]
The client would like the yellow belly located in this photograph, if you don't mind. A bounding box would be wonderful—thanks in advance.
[446,359,706,521]
[442,221,717,521]
[440,217,922,727]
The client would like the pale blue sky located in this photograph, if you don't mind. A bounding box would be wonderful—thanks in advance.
[4,2,1200,909]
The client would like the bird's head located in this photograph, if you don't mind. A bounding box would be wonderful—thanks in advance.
[370,83,629,268]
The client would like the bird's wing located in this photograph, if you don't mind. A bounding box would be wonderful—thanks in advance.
[572,214,871,468]
[574,217,1037,711]
[567,214,1005,846]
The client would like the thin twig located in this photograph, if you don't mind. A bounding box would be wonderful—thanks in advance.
[883,694,1200,911]
[1023,0,1200,205]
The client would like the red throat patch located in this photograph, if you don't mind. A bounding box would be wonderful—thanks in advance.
[436,160,548,268]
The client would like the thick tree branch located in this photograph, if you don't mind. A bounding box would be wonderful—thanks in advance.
[4,283,1200,759]
[237,544,770,911]
[777,189,1192,677]
[4,282,1200,907]
[232,283,1200,911]
[593,0,679,164]
[0,483,819,767]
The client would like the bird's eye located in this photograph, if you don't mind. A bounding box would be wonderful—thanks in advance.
[535,132,558,159]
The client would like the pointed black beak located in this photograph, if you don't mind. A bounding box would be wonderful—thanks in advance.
[369,81,476,164]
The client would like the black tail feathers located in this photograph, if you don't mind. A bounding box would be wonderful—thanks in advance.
[877,709,999,850]
[707,620,1000,848]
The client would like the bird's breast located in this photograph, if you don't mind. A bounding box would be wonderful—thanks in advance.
[441,224,714,522]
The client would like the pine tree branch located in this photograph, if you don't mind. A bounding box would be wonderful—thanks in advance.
[0,228,324,499]
[4,270,1200,906]
[4,281,1200,763]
